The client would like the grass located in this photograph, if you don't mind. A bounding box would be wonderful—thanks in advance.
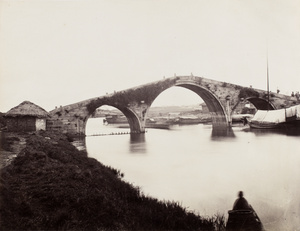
[0,131,225,231]
[0,132,20,152]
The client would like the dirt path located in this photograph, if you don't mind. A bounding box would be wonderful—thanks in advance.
[0,132,28,169]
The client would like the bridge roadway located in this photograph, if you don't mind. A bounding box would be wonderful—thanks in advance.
[47,75,299,135]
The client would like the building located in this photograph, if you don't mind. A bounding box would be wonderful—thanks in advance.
[200,103,209,114]
[5,101,49,132]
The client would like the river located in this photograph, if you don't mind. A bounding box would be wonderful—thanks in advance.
[83,118,300,231]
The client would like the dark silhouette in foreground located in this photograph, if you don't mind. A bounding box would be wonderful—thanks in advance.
[0,131,222,231]
[226,191,263,231]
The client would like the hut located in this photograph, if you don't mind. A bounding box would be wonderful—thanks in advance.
[5,101,49,132]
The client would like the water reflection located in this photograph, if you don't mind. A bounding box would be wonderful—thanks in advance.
[243,127,300,137]
[130,133,146,143]
[129,133,147,154]
[211,126,235,139]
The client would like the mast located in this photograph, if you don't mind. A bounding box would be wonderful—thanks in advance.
[267,51,270,111]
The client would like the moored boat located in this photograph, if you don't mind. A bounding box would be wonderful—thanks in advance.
[177,115,204,124]
[226,209,264,231]
[226,191,264,231]
[248,53,300,130]
[232,114,253,126]
[172,115,212,125]
[103,114,128,124]
[248,105,300,129]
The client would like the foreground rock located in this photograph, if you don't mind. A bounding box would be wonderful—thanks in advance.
[0,131,220,231]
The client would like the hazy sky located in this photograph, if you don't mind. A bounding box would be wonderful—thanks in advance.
[1,0,299,112]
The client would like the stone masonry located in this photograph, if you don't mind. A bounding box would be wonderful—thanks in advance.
[47,76,299,135]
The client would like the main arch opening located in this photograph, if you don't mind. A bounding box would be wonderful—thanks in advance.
[148,86,212,126]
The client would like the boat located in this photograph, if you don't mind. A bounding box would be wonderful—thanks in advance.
[176,115,211,124]
[248,53,300,130]
[226,191,264,231]
[232,114,253,125]
[248,104,300,129]
[146,123,172,129]
[112,117,173,130]
[103,114,128,124]
[117,122,172,130]
[226,209,264,231]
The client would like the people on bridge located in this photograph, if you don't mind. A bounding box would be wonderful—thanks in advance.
[232,191,252,211]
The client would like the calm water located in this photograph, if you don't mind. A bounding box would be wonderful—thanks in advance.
[85,118,300,231]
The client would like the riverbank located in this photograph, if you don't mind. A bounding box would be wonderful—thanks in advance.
[0,131,225,230]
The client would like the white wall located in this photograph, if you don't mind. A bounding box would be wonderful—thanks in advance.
[36,118,46,131]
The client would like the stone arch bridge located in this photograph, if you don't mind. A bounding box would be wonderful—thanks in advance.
[48,76,298,135]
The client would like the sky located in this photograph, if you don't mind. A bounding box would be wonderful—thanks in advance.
[0,0,300,112]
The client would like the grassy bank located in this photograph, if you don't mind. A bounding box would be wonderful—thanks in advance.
[0,131,225,230]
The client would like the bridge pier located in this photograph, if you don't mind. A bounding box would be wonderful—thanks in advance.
[123,102,150,134]
[226,95,232,125]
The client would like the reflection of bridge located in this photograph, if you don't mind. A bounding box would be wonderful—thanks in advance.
[48,76,298,135]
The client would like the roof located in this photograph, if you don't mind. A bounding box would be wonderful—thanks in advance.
[5,101,49,118]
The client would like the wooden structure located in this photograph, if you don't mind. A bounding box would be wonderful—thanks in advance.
[5,101,49,132]
[226,209,263,231]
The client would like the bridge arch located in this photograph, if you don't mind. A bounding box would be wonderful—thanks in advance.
[246,97,276,110]
[148,82,228,127]
[83,104,142,134]
[174,83,228,126]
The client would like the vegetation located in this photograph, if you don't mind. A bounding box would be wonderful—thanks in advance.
[0,112,7,130]
[221,82,228,87]
[0,131,225,231]
[0,133,19,152]
[238,88,260,99]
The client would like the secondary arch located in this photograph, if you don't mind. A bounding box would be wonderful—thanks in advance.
[83,104,142,135]
[246,97,276,110]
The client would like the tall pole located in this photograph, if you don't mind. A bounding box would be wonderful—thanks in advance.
[267,50,270,111]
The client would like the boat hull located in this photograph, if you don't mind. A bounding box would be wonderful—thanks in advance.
[104,116,128,124]
[248,121,282,129]
[247,105,300,130]
[248,119,300,130]
[226,210,263,231]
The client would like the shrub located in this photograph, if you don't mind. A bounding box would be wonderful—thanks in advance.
[238,88,259,99]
